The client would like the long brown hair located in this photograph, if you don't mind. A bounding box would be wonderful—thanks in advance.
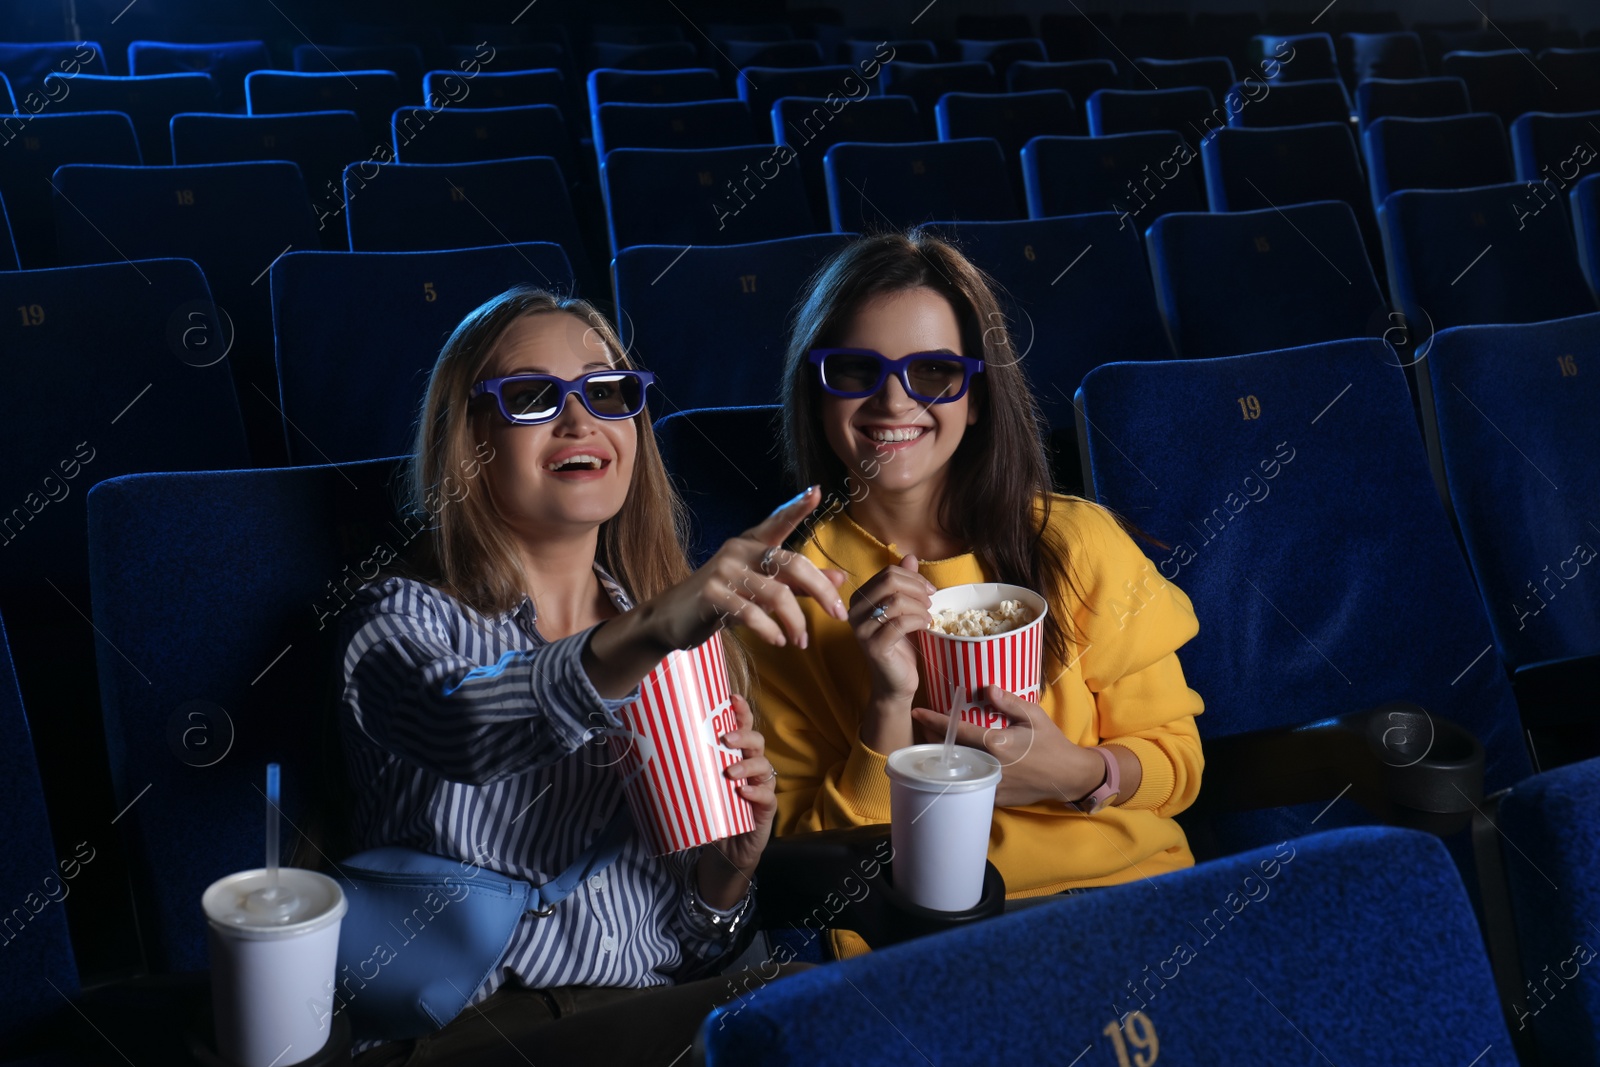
[397,287,751,692]
[779,230,1084,671]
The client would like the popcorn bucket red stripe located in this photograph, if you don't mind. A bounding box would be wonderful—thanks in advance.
[617,638,754,856]
[916,583,1048,731]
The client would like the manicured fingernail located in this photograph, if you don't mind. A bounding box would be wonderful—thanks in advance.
[834,599,847,619]
[799,633,809,649]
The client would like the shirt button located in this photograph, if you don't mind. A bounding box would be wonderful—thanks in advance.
[588,872,606,891]
[600,934,616,952]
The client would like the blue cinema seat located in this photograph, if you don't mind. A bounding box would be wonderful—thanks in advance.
[737,65,855,126]
[1021,131,1205,225]
[772,95,923,223]
[1224,78,1351,127]
[390,102,575,178]
[1362,112,1514,204]
[1086,86,1216,138]
[0,112,141,268]
[43,72,217,165]
[0,41,106,100]
[654,407,788,565]
[1355,75,1472,131]
[934,89,1082,159]
[1509,110,1600,183]
[1575,173,1600,296]
[824,137,1017,232]
[126,39,271,112]
[602,145,815,255]
[594,99,757,156]
[246,69,406,151]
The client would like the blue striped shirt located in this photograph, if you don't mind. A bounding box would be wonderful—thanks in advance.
[337,570,748,1045]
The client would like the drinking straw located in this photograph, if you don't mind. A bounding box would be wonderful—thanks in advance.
[266,762,280,891]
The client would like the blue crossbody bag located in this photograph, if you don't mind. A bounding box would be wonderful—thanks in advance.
[332,805,633,1042]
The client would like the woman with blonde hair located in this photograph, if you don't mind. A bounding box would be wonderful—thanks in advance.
[337,287,845,1063]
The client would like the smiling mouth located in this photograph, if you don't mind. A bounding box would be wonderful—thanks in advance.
[545,455,609,472]
[859,426,927,443]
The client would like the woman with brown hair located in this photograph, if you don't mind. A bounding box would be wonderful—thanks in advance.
[752,231,1207,949]
[337,288,845,1063]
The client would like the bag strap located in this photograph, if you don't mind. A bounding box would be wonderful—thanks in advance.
[527,801,634,916]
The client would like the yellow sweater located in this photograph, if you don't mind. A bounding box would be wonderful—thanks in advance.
[749,494,1205,898]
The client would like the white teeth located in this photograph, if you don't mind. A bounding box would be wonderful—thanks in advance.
[547,454,604,471]
[864,427,925,443]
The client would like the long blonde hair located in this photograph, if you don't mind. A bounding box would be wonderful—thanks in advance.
[398,287,751,692]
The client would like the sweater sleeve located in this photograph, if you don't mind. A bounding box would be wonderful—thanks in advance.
[339,578,641,786]
[1067,502,1206,816]
[747,605,895,836]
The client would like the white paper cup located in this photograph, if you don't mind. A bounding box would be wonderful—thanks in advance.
[916,583,1048,730]
[614,635,756,856]
[886,744,1002,911]
[203,868,347,1067]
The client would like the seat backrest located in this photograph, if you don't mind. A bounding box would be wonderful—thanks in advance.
[1441,48,1546,122]
[1076,338,1531,796]
[1422,313,1600,667]
[1362,113,1514,204]
[126,39,272,112]
[1086,85,1216,137]
[738,64,856,123]
[1252,32,1340,81]
[595,98,756,156]
[1005,59,1116,105]
[1342,31,1427,82]
[423,67,566,112]
[824,137,1017,232]
[1227,78,1351,128]
[1574,173,1600,295]
[0,111,141,268]
[925,214,1171,431]
[86,458,406,972]
[1133,55,1237,104]
[44,72,217,166]
[1020,131,1205,226]
[1149,201,1386,358]
[772,95,923,222]
[0,40,106,100]
[246,69,405,150]
[879,60,997,119]
[169,109,367,235]
[1536,47,1600,113]
[934,89,1081,157]
[271,243,574,465]
[587,65,723,106]
[0,609,81,1046]
[654,406,788,564]
[1508,110,1600,183]
[702,827,1517,1067]
[1497,757,1600,1064]
[1378,181,1595,334]
[293,43,423,89]
[1355,75,1472,130]
[393,102,573,177]
[614,233,853,414]
[601,144,815,254]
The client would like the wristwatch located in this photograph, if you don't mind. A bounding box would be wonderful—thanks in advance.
[1070,747,1121,814]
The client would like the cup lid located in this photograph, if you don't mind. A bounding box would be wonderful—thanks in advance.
[886,744,1003,792]
[202,868,346,940]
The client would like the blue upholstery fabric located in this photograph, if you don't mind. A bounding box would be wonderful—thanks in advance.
[1148,202,1386,358]
[293,43,423,90]
[1076,338,1531,797]
[1509,110,1600,183]
[127,40,272,112]
[1379,182,1596,335]
[702,828,1517,1066]
[586,67,724,107]
[272,242,573,465]
[1225,78,1351,128]
[595,99,756,156]
[1574,174,1600,296]
[772,96,923,223]
[1133,56,1237,104]
[169,110,367,244]
[43,72,217,165]
[825,137,1017,232]
[1441,49,1545,123]
[737,65,855,126]
[0,112,141,269]
[878,61,996,122]
[1251,33,1340,81]
[52,161,320,465]
[614,234,852,413]
[0,197,15,270]
[1497,757,1600,1064]
[926,214,1170,431]
[1021,132,1205,225]
[423,68,567,112]
[934,89,1081,159]
[1362,113,1514,205]
[654,407,788,564]
[1086,86,1216,138]
[1538,48,1600,113]
[1424,314,1600,667]
[1005,59,1117,109]
[603,145,814,255]
[0,611,81,1047]
[86,457,406,971]
[1201,122,1381,266]
[0,70,14,111]
[0,41,106,101]
[1355,76,1473,131]
[1342,31,1427,82]
[246,69,405,151]
[392,103,574,178]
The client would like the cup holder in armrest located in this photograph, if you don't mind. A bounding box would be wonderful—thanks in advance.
[1362,702,1484,816]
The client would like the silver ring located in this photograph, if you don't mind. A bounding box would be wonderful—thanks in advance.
[754,769,778,784]
[870,604,889,624]
[759,546,782,576]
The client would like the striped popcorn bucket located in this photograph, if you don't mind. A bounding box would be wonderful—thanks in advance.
[915,583,1049,730]
[613,635,755,856]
